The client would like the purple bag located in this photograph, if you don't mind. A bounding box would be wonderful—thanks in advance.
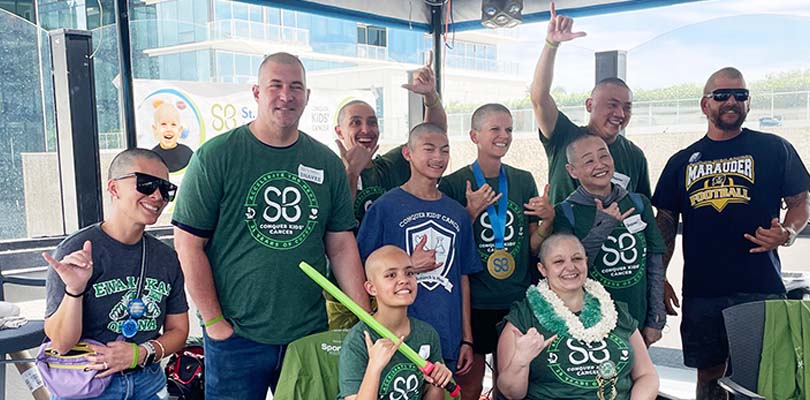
[35,339,113,399]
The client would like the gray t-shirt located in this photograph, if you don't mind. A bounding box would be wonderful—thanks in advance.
[45,224,188,344]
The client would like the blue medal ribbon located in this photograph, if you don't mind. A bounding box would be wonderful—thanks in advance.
[471,161,508,249]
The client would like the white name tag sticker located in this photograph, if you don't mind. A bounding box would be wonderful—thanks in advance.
[298,164,324,185]
[418,345,431,360]
[611,172,631,189]
[623,214,647,234]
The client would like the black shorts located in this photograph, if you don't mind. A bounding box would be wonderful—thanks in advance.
[470,308,510,355]
[680,292,784,369]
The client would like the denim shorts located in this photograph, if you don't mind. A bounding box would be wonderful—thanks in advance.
[51,364,168,400]
[203,330,287,400]
[681,292,784,369]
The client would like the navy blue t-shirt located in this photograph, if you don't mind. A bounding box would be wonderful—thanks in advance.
[357,188,482,362]
[652,128,810,298]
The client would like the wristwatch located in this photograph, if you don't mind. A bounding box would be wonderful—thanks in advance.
[783,226,798,247]
[140,341,156,367]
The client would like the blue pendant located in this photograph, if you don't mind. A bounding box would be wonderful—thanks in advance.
[121,318,139,338]
[128,298,146,319]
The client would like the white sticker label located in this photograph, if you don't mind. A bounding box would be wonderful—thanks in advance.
[298,164,324,185]
[21,367,43,392]
[357,175,363,191]
[623,214,647,234]
[611,171,631,189]
[418,344,431,360]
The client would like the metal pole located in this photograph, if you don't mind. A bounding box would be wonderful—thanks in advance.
[114,0,137,148]
[431,4,442,95]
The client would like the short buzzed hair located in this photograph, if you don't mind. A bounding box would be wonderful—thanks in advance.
[538,233,584,264]
[407,122,446,148]
[592,77,632,96]
[703,67,745,94]
[565,133,607,164]
[336,100,373,127]
[257,52,307,81]
[108,148,167,180]
[471,103,511,131]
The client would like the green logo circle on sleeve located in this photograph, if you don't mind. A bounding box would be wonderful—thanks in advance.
[244,171,320,250]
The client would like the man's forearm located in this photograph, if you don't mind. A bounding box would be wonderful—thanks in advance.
[329,234,372,312]
[645,253,666,329]
[784,191,810,234]
[655,209,678,270]
[174,234,225,322]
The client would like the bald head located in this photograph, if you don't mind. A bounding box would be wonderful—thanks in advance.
[704,67,746,94]
[538,233,585,264]
[258,52,306,83]
[566,133,608,164]
[365,246,412,277]
[591,77,632,97]
[337,100,374,126]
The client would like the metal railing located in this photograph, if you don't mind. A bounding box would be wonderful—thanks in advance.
[356,44,388,60]
[208,20,309,46]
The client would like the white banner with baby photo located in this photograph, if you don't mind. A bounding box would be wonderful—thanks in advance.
[131,79,373,223]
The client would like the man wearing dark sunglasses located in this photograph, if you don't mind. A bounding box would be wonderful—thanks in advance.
[652,67,810,400]
[172,52,371,399]
[531,1,652,206]
[43,148,190,398]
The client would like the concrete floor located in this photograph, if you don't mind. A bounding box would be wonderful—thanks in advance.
[4,236,810,399]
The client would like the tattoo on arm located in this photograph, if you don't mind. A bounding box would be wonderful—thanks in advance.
[784,191,810,210]
[655,209,678,270]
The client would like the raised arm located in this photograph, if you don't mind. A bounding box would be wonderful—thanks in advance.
[42,241,94,354]
[173,227,233,340]
[403,51,447,132]
[531,1,586,139]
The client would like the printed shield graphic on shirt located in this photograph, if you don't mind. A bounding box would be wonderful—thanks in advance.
[405,220,456,292]
[244,171,320,250]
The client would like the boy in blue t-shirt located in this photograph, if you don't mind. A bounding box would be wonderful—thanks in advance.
[358,123,481,375]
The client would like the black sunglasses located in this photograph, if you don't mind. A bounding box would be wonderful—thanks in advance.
[704,88,749,102]
[114,172,177,202]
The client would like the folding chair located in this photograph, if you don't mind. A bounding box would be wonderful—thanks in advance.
[717,300,766,400]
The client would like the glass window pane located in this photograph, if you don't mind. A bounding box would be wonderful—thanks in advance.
[215,0,231,19]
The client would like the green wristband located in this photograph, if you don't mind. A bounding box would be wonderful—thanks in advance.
[129,343,139,369]
[204,314,225,327]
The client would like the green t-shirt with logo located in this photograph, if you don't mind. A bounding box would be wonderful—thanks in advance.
[275,329,348,400]
[539,112,652,205]
[439,164,539,309]
[354,144,410,225]
[504,297,638,400]
[552,194,666,326]
[338,318,443,400]
[172,125,356,345]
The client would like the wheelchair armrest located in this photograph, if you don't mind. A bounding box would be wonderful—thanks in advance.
[718,377,765,400]
[2,276,46,287]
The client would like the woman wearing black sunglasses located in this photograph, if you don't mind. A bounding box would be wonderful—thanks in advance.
[42,148,190,400]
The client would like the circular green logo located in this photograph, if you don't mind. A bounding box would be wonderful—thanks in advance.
[545,333,630,389]
[244,171,320,250]
[354,186,385,222]
[475,200,525,262]
[592,229,647,289]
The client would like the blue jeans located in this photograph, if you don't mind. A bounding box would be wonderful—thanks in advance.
[203,331,287,400]
[51,364,168,400]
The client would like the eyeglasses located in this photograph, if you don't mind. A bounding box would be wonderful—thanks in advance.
[704,88,749,102]
[113,172,177,202]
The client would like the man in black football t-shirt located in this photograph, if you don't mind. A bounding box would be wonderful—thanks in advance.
[652,67,810,400]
